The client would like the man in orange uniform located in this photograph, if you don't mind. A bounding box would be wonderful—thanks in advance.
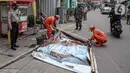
[89,25,108,47]
[44,15,60,39]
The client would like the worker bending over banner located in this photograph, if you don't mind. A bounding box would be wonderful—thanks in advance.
[44,15,60,39]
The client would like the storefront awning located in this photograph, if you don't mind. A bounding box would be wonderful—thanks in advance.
[0,0,34,1]
[0,0,37,25]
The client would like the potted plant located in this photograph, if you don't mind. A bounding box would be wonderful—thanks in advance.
[28,15,34,27]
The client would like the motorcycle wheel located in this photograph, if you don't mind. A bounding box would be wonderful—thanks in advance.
[116,34,120,38]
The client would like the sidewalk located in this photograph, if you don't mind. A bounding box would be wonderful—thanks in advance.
[57,22,75,30]
[0,26,43,68]
[0,21,75,69]
[57,17,75,31]
[0,21,76,73]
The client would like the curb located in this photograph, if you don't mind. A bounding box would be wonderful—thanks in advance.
[0,45,40,69]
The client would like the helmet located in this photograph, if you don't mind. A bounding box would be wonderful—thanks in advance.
[89,25,95,31]
[55,15,60,20]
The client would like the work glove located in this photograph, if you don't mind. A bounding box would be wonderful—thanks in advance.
[52,30,55,35]
[56,29,58,32]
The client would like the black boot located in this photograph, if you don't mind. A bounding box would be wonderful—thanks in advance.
[78,27,82,31]
[78,22,82,31]
[75,21,78,30]
[75,27,78,30]
[11,47,17,50]
[14,45,19,47]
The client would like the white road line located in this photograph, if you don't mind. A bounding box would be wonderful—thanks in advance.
[104,52,123,73]
[94,56,99,73]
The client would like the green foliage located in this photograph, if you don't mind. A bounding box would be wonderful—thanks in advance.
[67,8,74,16]
[28,15,34,20]
[61,2,65,6]
[128,0,130,5]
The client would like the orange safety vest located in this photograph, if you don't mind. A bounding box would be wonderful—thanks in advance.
[91,28,107,42]
[44,16,56,32]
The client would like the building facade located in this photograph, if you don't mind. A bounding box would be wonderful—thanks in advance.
[39,0,57,17]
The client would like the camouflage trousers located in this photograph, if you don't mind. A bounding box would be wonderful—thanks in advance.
[75,19,82,30]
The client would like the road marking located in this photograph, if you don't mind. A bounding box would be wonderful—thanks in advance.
[104,52,123,73]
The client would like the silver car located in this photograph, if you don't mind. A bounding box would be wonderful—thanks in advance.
[101,6,112,14]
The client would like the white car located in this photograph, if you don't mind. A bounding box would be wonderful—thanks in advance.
[101,6,111,14]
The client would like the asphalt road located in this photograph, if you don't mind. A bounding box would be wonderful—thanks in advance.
[65,10,130,73]
[1,10,130,73]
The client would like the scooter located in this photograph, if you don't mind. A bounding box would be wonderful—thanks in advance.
[111,21,123,38]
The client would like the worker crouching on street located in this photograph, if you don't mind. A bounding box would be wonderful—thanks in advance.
[44,15,60,39]
[89,25,108,47]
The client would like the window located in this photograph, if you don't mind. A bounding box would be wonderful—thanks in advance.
[19,7,27,16]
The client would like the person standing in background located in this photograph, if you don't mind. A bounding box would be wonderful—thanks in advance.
[74,4,84,31]
[8,3,20,50]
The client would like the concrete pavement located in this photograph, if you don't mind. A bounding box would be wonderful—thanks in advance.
[0,27,40,71]
[0,24,74,73]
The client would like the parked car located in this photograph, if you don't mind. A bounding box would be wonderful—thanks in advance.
[101,3,111,14]
[79,3,91,11]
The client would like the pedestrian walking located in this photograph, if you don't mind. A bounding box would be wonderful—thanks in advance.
[8,3,20,50]
[74,4,84,31]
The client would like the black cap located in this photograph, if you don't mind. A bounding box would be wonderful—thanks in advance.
[12,3,18,7]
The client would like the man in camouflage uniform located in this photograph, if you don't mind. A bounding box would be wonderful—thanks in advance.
[74,4,84,31]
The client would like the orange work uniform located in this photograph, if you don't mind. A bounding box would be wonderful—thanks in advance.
[91,28,107,46]
[44,16,56,39]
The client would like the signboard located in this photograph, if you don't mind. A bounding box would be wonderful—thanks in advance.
[0,0,34,1]
[115,4,125,15]
[91,0,101,2]
[19,16,27,21]
[19,21,28,32]
[71,0,77,8]
[128,0,130,5]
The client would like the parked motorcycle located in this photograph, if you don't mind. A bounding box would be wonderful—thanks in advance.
[111,21,123,38]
